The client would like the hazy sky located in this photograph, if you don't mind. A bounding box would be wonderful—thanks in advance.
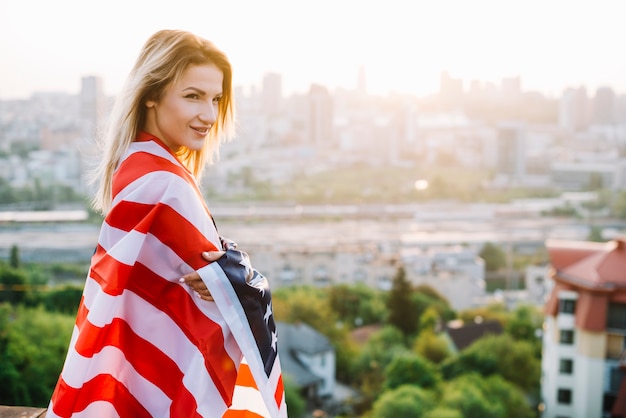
[1,0,625,100]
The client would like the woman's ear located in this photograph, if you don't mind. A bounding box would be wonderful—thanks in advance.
[145,99,156,108]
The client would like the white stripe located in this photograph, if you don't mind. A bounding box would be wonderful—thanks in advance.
[110,170,220,249]
[59,345,171,417]
[123,140,182,168]
[268,353,283,394]
[105,229,146,266]
[230,386,270,417]
[71,401,121,418]
[45,401,121,418]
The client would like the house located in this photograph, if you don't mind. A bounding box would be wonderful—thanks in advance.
[276,321,335,402]
[442,319,503,353]
[541,237,626,418]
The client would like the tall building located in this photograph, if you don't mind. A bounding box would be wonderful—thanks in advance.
[592,87,617,126]
[559,87,589,131]
[80,75,105,137]
[541,238,626,418]
[261,72,283,117]
[307,84,333,145]
[439,71,463,103]
[496,122,527,181]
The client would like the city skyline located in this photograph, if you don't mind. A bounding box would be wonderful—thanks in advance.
[1,0,626,100]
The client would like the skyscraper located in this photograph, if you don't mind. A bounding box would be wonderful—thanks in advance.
[80,75,105,137]
[496,122,526,182]
[261,72,283,117]
[307,84,333,145]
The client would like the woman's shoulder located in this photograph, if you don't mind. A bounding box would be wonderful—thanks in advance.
[112,143,198,201]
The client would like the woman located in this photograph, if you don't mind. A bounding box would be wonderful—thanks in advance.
[47,30,287,418]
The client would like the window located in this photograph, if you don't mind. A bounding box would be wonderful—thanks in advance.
[610,367,624,393]
[607,303,626,330]
[559,359,573,374]
[559,299,576,314]
[560,330,574,345]
[607,334,625,359]
[557,388,572,404]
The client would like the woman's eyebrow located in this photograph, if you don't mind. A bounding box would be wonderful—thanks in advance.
[182,87,206,96]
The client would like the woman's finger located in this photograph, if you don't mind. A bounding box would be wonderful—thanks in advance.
[202,251,225,262]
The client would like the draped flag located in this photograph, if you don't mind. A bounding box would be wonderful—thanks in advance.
[46,132,287,418]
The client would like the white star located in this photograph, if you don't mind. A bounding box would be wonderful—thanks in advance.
[238,255,252,278]
[264,302,273,324]
[271,331,278,351]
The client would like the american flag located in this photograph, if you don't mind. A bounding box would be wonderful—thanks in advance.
[46,132,287,417]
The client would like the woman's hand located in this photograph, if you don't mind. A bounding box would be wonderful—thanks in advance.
[179,251,224,301]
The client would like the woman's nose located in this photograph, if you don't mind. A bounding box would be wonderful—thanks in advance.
[199,103,217,124]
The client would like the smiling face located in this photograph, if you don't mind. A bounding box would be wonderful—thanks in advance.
[143,63,224,153]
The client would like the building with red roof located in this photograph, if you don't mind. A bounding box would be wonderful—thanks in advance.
[542,238,626,418]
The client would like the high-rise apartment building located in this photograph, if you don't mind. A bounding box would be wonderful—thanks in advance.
[496,122,527,181]
[559,87,589,131]
[592,87,617,126]
[261,72,283,117]
[307,84,333,145]
[80,75,105,137]
[541,238,626,418]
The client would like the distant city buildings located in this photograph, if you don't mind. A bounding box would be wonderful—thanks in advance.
[1,70,626,202]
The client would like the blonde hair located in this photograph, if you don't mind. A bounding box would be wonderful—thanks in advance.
[90,29,235,214]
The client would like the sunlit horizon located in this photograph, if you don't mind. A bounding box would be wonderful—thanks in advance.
[1,0,625,100]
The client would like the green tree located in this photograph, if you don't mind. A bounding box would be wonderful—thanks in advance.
[328,283,386,327]
[43,285,83,315]
[283,377,306,418]
[587,225,604,242]
[439,374,504,418]
[506,304,541,343]
[424,409,463,418]
[0,304,74,406]
[383,352,440,390]
[414,330,451,364]
[387,266,417,336]
[412,288,455,328]
[481,374,535,418]
[441,334,540,392]
[352,325,408,410]
[459,303,508,326]
[370,385,435,418]
[479,242,507,272]
[0,264,28,305]
[9,245,20,269]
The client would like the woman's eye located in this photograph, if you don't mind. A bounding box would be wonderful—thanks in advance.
[186,94,200,100]
[213,96,222,104]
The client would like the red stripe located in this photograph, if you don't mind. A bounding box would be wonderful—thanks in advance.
[112,151,196,200]
[104,200,219,270]
[88,255,237,403]
[71,313,200,417]
[274,374,284,408]
[51,374,152,418]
